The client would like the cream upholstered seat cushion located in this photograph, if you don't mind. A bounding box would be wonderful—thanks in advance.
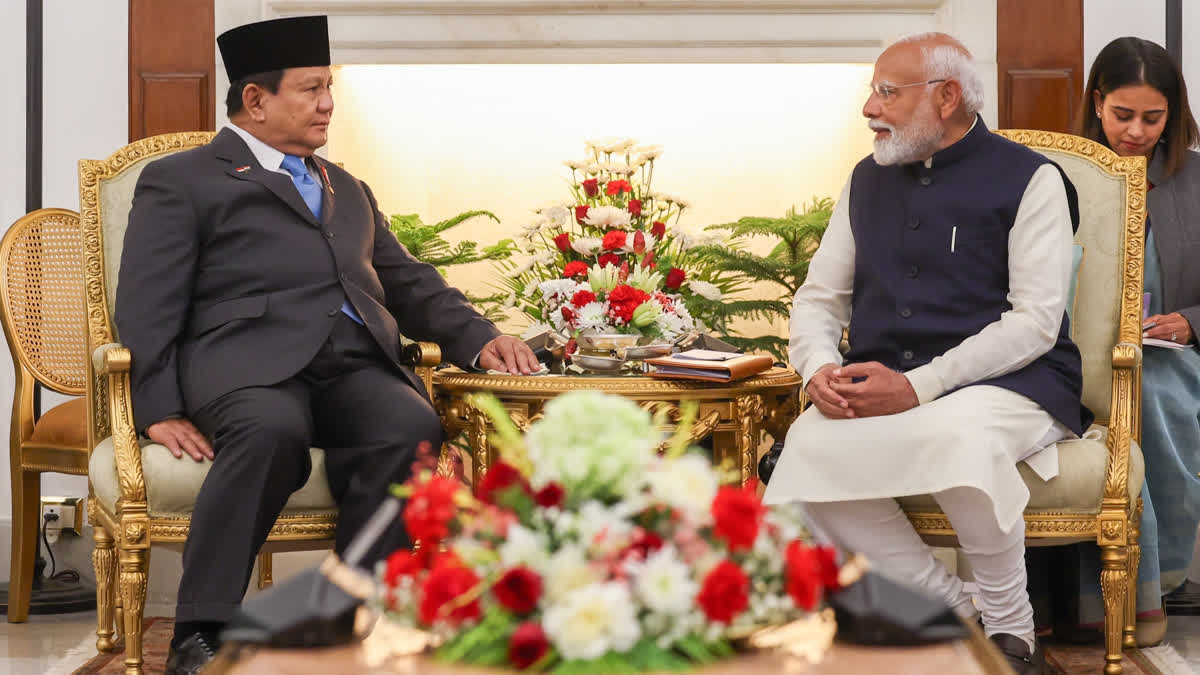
[897,424,1144,515]
[89,437,336,517]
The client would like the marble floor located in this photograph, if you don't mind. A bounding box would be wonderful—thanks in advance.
[2,611,1198,674]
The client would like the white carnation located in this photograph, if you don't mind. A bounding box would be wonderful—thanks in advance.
[542,582,641,661]
[630,545,698,616]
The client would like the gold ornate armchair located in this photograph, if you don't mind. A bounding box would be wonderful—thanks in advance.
[897,131,1147,675]
[80,132,440,674]
[1,208,89,622]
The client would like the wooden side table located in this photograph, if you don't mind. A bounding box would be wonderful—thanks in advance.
[432,366,803,487]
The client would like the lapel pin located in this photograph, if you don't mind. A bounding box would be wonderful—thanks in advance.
[319,165,335,194]
[235,165,252,173]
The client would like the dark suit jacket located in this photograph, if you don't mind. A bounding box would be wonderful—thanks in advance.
[115,127,499,431]
[1147,149,1200,336]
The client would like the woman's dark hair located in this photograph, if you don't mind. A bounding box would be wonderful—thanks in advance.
[1075,37,1198,177]
[225,69,285,117]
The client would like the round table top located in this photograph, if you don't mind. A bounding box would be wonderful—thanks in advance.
[432,365,803,398]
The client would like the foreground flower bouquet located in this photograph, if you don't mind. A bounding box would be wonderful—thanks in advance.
[374,391,841,672]
[495,139,737,344]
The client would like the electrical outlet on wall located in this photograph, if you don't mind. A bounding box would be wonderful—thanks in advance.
[41,496,84,544]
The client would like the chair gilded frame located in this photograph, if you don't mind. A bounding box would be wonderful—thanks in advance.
[80,132,441,674]
[901,130,1146,675]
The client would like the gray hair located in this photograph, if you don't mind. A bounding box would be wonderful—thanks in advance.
[891,32,985,114]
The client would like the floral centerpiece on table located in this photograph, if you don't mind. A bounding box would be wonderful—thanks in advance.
[375,391,841,672]
[495,139,738,344]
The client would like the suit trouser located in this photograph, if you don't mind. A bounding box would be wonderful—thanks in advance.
[175,315,444,624]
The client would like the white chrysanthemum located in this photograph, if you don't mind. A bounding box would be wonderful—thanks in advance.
[498,523,550,573]
[542,582,641,661]
[503,294,518,309]
[564,159,588,171]
[631,546,698,616]
[646,454,718,522]
[538,278,583,305]
[540,205,571,228]
[582,206,633,230]
[575,301,610,333]
[524,391,657,499]
[634,145,663,158]
[543,544,603,604]
[513,257,536,274]
[686,279,723,301]
[521,218,546,233]
[584,162,603,175]
[673,196,692,209]
[534,249,558,266]
[655,311,692,341]
[571,236,603,256]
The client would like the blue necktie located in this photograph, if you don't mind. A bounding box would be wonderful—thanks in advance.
[281,155,364,326]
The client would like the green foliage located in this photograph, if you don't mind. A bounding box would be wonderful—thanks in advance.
[388,210,518,322]
[689,197,833,361]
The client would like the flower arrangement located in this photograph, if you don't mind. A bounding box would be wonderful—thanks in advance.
[376,391,841,672]
[495,139,739,343]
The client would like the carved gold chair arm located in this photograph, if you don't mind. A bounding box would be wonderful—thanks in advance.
[401,341,442,368]
[1101,342,1141,504]
[95,343,149,505]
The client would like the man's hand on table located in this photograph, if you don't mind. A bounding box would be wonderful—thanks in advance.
[147,417,213,462]
[478,335,541,375]
[827,361,919,418]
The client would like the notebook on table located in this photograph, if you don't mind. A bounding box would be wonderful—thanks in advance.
[644,351,775,382]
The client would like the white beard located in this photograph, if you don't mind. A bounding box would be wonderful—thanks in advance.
[870,98,945,166]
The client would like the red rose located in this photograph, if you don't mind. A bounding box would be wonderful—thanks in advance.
[383,549,424,586]
[605,179,632,196]
[419,556,482,625]
[493,566,543,614]
[784,540,840,610]
[602,230,627,251]
[563,261,589,278]
[696,560,750,623]
[575,205,590,224]
[508,621,550,670]
[665,267,686,289]
[553,232,571,253]
[628,199,643,217]
[476,461,531,505]
[711,484,766,552]
[598,253,622,268]
[534,482,565,508]
[650,221,666,239]
[633,231,646,255]
[607,284,649,322]
[581,179,599,197]
[571,289,596,307]
[403,476,460,544]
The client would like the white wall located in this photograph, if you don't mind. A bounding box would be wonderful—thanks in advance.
[0,1,128,581]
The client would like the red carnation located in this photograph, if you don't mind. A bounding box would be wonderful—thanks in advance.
[696,560,750,623]
[571,289,597,307]
[602,230,627,251]
[784,540,840,610]
[628,199,643,217]
[605,179,632,196]
[574,205,590,224]
[383,549,425,586]
[563,261,589,278]
[534,482,565,508]
[493,566,543,614]
[508,622,550,670]
[476,461,531,505]
[607,284,649,323]
[403,476,460,544]
[581,179,600,197]
[711,484,766,552]
[419,556,482,625]
[665,267,686,290]
[633,230,646,254]
[598,253,622,268]
[650,221,666,239]
[553,232,571,253]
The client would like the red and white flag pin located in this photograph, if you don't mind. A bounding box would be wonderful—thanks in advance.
[319,164,334,193]
[235,165,252,173]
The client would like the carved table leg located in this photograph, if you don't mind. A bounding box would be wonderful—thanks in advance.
[91,516,118,652]
[466,403,491,491]
[734,394,765,486]
[257,552,274,589]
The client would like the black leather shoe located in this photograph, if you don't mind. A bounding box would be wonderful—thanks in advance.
[165,632,218,675]
[989,633,1046,675]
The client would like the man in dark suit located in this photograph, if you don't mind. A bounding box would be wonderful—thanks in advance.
[114,15,539,673]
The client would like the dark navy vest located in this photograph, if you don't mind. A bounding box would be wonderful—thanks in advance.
[845,117,1093,435]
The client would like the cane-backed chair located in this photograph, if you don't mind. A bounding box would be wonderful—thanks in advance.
[80,132,441,674]
[896,131,1147,675]
[1,208,89,622]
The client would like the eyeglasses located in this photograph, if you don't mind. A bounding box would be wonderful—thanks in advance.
[868,79,947,105]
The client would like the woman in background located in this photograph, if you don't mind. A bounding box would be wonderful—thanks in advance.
[1068,36,1200,644]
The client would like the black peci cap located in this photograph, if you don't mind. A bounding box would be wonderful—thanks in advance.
[218,15,330,81]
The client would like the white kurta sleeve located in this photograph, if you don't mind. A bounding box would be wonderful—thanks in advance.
[904,163,1074,403]
[790,178,855,385]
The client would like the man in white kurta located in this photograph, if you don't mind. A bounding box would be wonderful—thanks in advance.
[762,33,1088,675]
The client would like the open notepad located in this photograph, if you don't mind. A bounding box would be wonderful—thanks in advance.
[644,351,775,382]
[1143,337,1191,350]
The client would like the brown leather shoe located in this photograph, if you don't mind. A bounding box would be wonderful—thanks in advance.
[989,633,1047,675]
